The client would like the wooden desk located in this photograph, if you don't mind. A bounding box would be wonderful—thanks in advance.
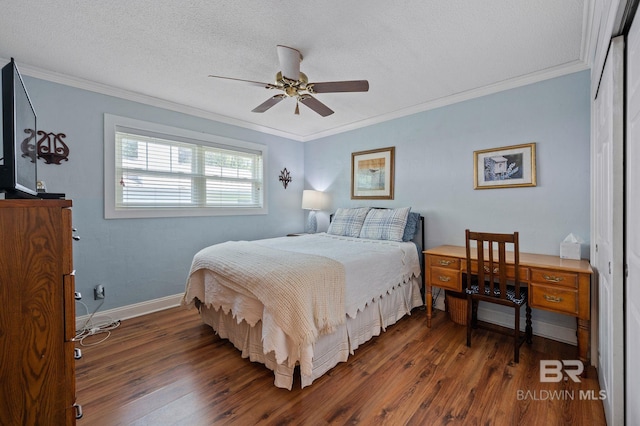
[424,245,593,363]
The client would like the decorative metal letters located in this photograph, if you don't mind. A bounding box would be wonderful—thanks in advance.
[20,129,70,164]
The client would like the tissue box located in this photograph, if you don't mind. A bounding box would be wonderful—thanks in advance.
[560,242,581,260]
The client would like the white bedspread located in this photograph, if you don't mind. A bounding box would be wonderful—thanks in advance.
[182,233,422,380]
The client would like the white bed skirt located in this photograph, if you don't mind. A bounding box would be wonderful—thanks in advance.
[199,276,424,389]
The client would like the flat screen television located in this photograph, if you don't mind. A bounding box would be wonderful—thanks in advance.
[0,58,38,198]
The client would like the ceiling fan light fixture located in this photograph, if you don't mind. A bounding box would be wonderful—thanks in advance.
[209,45,368,116]
[285,86,297,97]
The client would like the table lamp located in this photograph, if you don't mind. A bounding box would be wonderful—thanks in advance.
[301,190,324,233]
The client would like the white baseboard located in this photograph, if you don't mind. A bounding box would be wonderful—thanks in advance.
[76,293,183,330]
[433,293,577,346]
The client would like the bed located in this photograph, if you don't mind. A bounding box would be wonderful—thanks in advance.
[182,207,424,389]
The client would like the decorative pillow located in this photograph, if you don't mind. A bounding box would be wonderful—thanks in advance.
[359,207,411,242]
[402,212,421,242]
[327,207,371,237]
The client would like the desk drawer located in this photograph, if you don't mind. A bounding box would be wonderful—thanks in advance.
[428,255,460,270]
[531,268,578,288]
[530,283,578,315]
[429,267,461,291]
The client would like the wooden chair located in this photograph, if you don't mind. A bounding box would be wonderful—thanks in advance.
[465,229,532,363]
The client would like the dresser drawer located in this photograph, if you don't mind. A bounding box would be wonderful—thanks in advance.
[531,268,578,288]
[429,267,461,291]
[428,255,460,270]
[530,283,578,315]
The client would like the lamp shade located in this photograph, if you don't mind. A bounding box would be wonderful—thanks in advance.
[301,190,324,210]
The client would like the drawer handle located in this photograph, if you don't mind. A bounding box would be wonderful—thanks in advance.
[74,403,83,419]
[483,266,499,274]
[543,275,564,283]
[439,259,455,266]
[543,294,563,303]
[438,276,451,282]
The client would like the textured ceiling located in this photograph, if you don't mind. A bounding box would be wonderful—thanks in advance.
[0,1,590,141]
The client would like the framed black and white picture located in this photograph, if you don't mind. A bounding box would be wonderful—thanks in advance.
[474,143,536,189]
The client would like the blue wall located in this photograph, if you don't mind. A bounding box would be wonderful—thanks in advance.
[25,77,305,312]
[305,71,591,256]
[21,70,590,320]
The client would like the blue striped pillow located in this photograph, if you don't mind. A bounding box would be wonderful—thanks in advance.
[327,207,371,237]
[359,207,411,242]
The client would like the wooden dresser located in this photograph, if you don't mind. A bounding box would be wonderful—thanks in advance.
[424,245,593,364]
[0,199,80,425]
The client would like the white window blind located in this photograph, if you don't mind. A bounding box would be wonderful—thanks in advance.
[115,130,263,209]
[104,114,267,218]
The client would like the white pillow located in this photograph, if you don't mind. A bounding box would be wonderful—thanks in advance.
[358,207,411,242]
[327,207,371,237]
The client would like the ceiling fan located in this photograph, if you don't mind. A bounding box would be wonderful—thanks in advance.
[208,45,369,117]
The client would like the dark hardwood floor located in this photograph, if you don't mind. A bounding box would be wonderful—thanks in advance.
[75,306,606,425]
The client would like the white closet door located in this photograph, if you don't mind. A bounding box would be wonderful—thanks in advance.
[593,36,625,425]
[626,14,640,425]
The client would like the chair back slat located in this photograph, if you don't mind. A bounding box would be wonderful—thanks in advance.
[465,230,520,301]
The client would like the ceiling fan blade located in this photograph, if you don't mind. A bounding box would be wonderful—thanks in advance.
[277,45,302,81]
[252,94,286,113]
[299,95,334,117]
[208,75,277,89]
[308,80,369,93]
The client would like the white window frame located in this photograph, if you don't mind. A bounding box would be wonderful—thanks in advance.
[104,114,268,219]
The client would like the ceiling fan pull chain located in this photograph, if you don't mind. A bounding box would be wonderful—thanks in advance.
[295,100,300,115]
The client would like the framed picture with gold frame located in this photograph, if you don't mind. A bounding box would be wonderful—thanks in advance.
[351,146,395,199]
[474,143,536,189]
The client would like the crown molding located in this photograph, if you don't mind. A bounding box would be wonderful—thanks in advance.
[1,56,302,141]
[300,60,590,142]
[4,56,588,143]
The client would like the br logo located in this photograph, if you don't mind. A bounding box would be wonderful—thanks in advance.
[540,360,584,383]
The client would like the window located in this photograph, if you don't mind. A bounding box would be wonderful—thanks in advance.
[104,114,267,218]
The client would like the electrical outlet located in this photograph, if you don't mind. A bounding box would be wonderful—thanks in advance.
[94,284,105,300]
